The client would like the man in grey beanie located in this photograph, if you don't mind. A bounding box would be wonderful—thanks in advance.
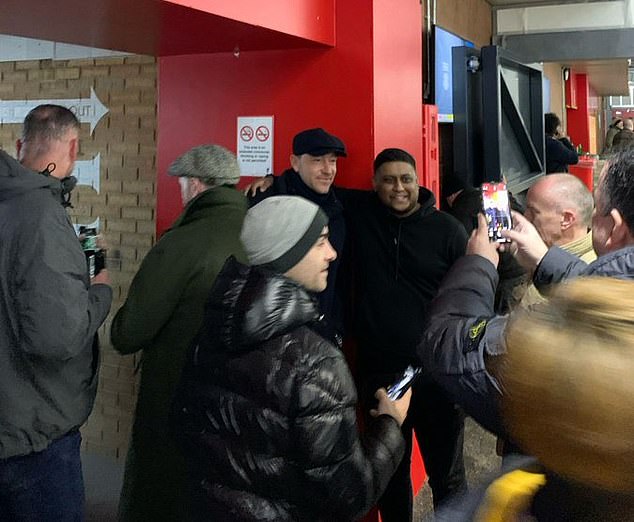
[172,195,411,521]
[111,144,248,522]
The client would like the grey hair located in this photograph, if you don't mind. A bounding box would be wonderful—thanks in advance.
[168,144,240,187]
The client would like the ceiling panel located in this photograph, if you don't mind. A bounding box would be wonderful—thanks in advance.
[566,59,630,96]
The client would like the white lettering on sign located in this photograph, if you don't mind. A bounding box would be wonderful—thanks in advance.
[0,87,108,134]
[237,116,274,177]
[74,153,101,193]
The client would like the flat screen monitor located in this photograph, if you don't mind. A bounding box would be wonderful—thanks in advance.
[434,26,474,123]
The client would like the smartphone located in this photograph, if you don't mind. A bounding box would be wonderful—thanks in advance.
[386,365,422,400]
[481,182,513,243]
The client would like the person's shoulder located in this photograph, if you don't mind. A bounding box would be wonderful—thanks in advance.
[248,174,289,206]
[427,206,469,230]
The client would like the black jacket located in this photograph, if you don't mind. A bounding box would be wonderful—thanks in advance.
[249,169,345,345]
[172,257,404,522]
[545,135,578,173]
[341,188,468,373]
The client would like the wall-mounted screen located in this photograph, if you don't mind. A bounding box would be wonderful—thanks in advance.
[434,26,474,123]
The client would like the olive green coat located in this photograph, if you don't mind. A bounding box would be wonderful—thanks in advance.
[111,186,247,521]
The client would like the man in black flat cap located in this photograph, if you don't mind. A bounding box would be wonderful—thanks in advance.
[249,128,347,346]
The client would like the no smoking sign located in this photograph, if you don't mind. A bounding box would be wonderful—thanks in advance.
[256,125,270,142]
[237,116,274,177]
[240,125,254,142]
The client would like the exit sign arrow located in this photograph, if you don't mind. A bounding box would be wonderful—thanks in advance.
[0,87,108,134]
[74,153,101,193]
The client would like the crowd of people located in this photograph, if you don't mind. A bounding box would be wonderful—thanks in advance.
[2,104,634,522]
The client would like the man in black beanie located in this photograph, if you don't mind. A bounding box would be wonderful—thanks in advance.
[172,195,410,521]
[248,128,347,346]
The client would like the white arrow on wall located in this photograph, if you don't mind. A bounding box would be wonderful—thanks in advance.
[74,153,100,193]
[0,87,108,134]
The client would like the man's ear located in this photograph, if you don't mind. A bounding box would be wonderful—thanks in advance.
[16,139,23,160]
[290,154,300,172]
[606,208,629,250]
[68,137,78,163]
[560,209,575,231]
[189,177,208,197]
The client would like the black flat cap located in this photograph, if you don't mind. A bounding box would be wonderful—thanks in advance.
[292,128,347,157]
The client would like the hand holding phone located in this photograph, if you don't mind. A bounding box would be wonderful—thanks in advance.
[481,182,513,243]
[386,365,422,400]
[371,388,412,427]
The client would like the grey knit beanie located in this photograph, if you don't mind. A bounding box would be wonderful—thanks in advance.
[167,144,240,186]
[240,196,328,273]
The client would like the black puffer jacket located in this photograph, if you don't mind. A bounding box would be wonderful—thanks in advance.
[172,257,405,522]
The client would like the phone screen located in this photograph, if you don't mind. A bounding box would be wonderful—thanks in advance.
[481,182,513,243]
[386,365,422,400]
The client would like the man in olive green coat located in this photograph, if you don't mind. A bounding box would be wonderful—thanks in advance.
[111,144,248,521]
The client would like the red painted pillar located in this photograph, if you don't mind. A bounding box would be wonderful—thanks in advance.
[566,73,589,152]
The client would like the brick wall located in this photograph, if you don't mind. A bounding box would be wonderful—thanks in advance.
[0,55,157,459]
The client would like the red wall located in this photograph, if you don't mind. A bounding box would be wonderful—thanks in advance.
[157,0,423,233]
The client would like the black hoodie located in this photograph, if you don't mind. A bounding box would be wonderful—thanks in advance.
[342,187,467,373]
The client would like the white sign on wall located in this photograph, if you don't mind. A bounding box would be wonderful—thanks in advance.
[74,153,101,193]
[0,87,108,134]
[237,116,273,177]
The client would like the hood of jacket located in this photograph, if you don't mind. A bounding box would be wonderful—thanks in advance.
[0,150,58,203]
[198,257,321,357]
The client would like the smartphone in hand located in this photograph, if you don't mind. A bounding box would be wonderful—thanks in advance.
[481,182,513,243]
[386,365,422,400]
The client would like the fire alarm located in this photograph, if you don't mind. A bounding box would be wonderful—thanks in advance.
[563,67,571,81]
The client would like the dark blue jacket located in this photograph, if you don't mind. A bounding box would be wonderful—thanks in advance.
[420,245,634,437]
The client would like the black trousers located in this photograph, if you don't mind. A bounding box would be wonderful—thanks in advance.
[361,373,467,522]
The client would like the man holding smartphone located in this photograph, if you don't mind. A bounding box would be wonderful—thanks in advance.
[420,150,634,440]
[0,106,112,521]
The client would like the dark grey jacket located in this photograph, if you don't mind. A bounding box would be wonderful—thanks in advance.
[0,151,112,458]
[420,245,634,437]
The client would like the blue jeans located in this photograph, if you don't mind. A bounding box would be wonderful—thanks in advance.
[0,430,85,521]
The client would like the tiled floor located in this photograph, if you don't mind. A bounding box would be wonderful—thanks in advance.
[83,452,124,522]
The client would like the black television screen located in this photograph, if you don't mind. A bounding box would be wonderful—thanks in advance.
[434,26,474,123]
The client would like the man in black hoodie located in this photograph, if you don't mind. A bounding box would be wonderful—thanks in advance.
[344,148,468,520]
